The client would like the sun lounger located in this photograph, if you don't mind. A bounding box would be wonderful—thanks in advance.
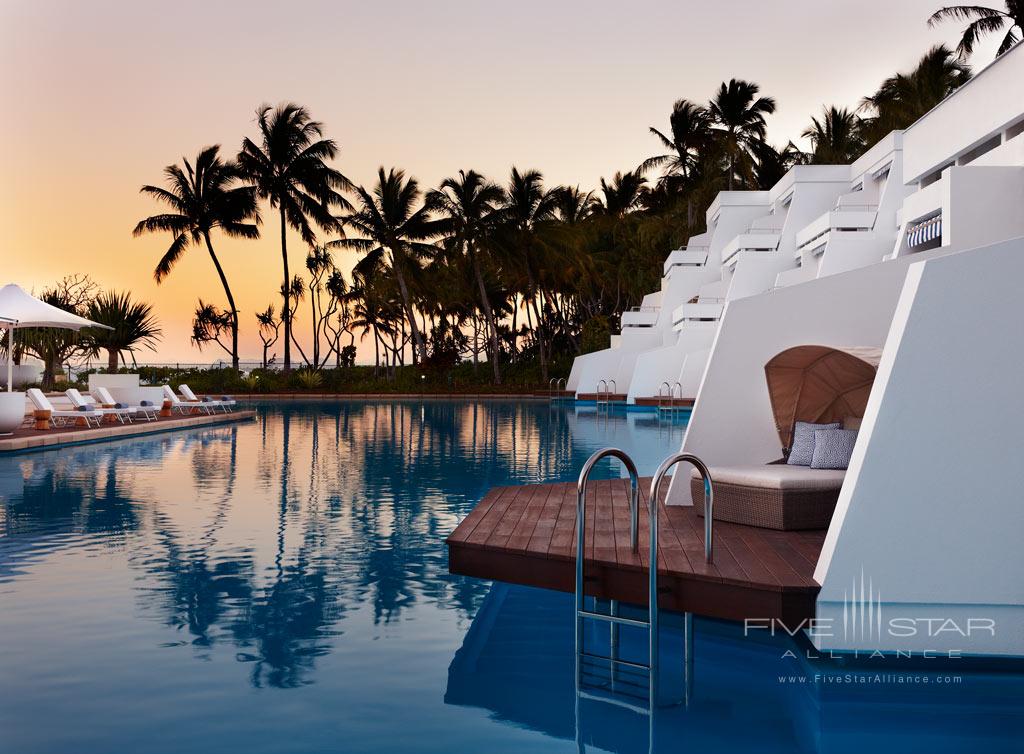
[178,384,235,412]
[27,388,103,428]
[162,384,205,414]
[691,464,845,530]
[91,386,158,422]
[66,388,135,423]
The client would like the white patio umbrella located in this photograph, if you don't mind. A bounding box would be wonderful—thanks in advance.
[0,283,113,391]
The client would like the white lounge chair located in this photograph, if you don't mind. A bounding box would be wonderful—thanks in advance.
[179,384,235,412]
[27,388,103,428]
[162,384,204,414]
[66,388,134,424]
[91,386,158,422]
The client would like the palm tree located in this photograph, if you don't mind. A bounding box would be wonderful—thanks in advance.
[802,106,866,164]
[640,98,712,182]
[929,2,1022,59]
[237,103,352,372]
[85,291,162,371]
[256,305,281,369]
[332,168,439,363]
[552,186,595,224]
[429,170,506,383]
[709,79,777,190]
[498,168,560,380]
[594,170,648,217]
[134,145,258,370]
[860,46,971,142]
[751,141,803,190]
[190,300,235,358]
[348,269,396,374]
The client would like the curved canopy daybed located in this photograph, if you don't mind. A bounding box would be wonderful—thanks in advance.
[764,345,881,453]
[691,345,881,530]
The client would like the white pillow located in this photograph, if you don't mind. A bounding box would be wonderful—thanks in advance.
[787,421,842,466]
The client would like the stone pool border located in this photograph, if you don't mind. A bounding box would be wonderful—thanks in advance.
[0,410,257,454]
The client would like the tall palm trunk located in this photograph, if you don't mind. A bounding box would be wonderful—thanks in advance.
[279,206,292,372]
[509,294,519,358]
[373,324,380,374]
[526,279,548,382]
[469,245,501,384]
[388,247,426,363]
[203,231,239,370]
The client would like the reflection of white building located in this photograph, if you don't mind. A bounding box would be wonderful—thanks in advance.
[662,45,1024,657]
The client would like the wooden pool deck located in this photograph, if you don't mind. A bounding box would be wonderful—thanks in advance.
[447,477,826,624]
[0,410,256,453]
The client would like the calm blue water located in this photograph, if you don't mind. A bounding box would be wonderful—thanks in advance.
[0,400,1020,753]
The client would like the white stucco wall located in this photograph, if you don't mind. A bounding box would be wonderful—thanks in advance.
[945,166,1024,250]
[626,328,716,402]
[666,257,918,506]
[812,237,1024,656]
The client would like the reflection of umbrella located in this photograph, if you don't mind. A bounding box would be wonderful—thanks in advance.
[764,345,881,450]
[0,283,112,390]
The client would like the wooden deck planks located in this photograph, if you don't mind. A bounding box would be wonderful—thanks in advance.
[447,477,828,624]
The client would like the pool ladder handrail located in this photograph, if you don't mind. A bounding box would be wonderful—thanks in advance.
[647,452,713,709]
[650,451,715,565]
[549,376,567,400]
[575,448,714,712]
[657,381,685,412]
[595,379,616,405]
[575,448,646,707]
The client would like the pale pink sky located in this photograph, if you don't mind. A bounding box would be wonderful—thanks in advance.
[0,0,996,364]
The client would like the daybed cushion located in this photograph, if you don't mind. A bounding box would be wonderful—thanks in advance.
[811,428,858,470]
[692,464,845,490]
[787,421,841,466]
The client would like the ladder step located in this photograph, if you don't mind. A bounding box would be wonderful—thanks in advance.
[580,673,651,700]
[577,610,650,629]
[577,690,652,715]
[580,650,651,672]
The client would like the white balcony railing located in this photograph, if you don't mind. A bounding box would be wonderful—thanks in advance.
[621,306,660,328]
[721,233,780,267]
[900,178,944,229]
[748,215,786,232]
[663,247,709,276]
[672,300,724,325]
[795,208,878,251]
[775,265,816,289]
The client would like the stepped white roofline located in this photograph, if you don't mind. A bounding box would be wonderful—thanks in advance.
[707,191,769,223]
[570,45,1024,402]
[902,42,1024,183]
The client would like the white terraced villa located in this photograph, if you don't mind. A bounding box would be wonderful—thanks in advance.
[566,43,1024,657]
[567,44,1024,408]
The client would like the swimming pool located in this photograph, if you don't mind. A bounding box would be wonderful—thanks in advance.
[0,400,1020,753]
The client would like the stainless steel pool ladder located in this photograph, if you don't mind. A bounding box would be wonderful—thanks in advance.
[657,381,684,412]
[549,377,567,400]
[595,379,616,405]
[575,448,715,712]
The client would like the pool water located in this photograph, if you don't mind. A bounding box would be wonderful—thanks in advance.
[0,400,1020,753]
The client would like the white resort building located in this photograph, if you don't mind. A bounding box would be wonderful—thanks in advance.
[568,45,1024,408]
[566,43,1024,656]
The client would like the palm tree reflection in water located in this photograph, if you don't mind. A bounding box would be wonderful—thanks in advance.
[0,401,686,689]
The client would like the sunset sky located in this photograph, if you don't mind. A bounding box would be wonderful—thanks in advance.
[0,0,998,364]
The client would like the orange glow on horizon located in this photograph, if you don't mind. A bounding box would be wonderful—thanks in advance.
[0,0,992,364]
